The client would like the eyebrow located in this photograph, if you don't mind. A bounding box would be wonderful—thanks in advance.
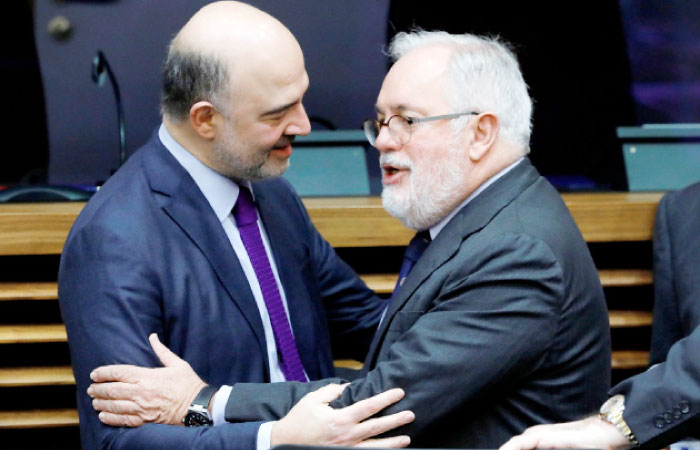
[262,99,300,117]
[375,104,421,116]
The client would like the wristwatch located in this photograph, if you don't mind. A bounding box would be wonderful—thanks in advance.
[183,385,217,427]
[599,394,639,446]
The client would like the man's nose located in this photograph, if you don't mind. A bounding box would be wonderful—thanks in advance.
[285,103,311,136]
[374,124,400,153]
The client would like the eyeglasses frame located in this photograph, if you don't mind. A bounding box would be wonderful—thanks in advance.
[363,111,480,146]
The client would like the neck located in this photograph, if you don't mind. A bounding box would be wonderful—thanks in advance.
[163,116,212,165]
[471,140,523,189]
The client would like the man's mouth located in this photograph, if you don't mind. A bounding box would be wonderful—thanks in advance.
[270,136,295,157]
[380,159,410,185]
[273,135,295,150]
[382,164,400,176]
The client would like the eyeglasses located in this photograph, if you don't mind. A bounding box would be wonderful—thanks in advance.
[362,111,479,146]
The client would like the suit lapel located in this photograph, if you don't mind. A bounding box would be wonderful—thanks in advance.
[253,185,323,379]
[142,137,268,356]
[365,159,541,369]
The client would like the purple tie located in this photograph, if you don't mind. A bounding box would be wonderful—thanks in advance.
[233,187,306,382]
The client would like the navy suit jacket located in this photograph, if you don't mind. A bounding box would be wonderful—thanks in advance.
[58,131,383,449]
[222,159,612,448]
[614,181,700,447]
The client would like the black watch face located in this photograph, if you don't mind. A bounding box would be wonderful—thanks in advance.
[184,412,212,427]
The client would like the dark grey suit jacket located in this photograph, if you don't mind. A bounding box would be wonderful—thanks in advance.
[611,322,700,448]
[649,181,700,364]
[223,159,612,448]
[614,181,700,448]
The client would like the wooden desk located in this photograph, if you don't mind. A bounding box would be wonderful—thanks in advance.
[0,192,662,255]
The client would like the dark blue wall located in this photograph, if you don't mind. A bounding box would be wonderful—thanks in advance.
[34,0,389,184]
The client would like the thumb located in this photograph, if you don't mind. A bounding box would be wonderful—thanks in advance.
[149,333,184,367]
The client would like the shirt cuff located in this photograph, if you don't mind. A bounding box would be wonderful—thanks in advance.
[257,421,276,450]
[211,385,233,426]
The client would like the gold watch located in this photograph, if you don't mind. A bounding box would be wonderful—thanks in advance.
[599,394,639,446]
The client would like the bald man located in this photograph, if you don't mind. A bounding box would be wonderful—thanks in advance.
[58,2,412,449]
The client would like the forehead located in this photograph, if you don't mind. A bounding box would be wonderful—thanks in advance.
[376,45,453,115]
[227,40,309,113]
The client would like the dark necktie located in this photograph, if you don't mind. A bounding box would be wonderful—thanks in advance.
[391,231,431,299]
[232,187,306,382]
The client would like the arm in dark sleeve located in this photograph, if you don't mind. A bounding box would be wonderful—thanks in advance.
[612,322,700,448]
[327,234,566,436]
[225,234,565,435]
[59,223,263,449]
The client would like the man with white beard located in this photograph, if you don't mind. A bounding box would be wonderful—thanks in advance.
[87,30,612,448]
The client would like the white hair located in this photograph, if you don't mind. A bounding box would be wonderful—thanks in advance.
[388,30,533,152]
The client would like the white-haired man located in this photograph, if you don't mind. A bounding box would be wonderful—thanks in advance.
[87,30,612,448]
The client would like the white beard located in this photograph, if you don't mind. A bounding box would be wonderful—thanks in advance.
[380,147,468,231]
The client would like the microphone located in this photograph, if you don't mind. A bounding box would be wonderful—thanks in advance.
[91,50,126,169]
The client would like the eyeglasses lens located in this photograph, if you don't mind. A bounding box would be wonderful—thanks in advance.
[388,116,410,145]
[363,115,411,146]
[363,120,378,146]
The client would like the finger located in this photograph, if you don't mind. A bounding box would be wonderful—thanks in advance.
[355,435,411,448]
[304,383,347,403]
[98,411,144,427]
[90,364,147,383]
[87,381,140,401]
[149,333,184,368]
[499,433,541,450]
[345,410,414,443]
[92,398,142,416]
[342,388,405,422]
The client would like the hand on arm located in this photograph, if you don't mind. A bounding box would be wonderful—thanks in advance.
[271,383,413,448]
[88,333,206,426]
[499,417,632,450]
[90,333,414,449]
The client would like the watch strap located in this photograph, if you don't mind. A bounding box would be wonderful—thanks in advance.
[183,385,217,426]
[600,395,639,446]
[193,385,218,409]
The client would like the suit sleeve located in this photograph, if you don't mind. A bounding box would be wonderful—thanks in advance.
[59,221,263,450]
[649,192,683,364]
[225,233,565,436]
[611,323,700,447]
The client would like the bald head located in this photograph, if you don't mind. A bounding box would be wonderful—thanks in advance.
[160,1,311,182]
[161,1,304,121]
[175,1,300,65]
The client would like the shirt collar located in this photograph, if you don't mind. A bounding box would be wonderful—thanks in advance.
[159,123,251,222]
[429,157,525,240]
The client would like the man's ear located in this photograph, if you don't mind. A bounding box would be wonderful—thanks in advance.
[468,113,499,162]
[189,101,219,140]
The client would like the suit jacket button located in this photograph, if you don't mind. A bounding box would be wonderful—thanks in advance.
[663,412,674,423]
[679,401,690,414]
[672,406,682,419]
[654,416,666,428]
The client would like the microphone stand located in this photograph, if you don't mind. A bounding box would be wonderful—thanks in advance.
[92,50,126,170]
